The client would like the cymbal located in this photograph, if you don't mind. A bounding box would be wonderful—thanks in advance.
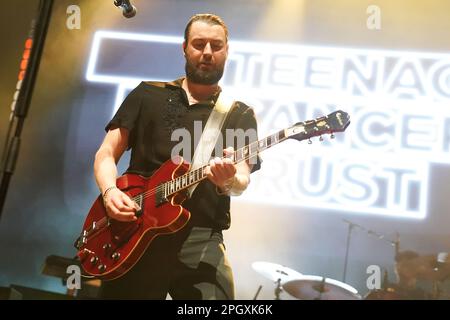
[397,252,450,282]
[251,261,303,283]
[282,275,361,300]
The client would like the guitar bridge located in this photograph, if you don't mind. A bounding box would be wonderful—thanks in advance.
[74,230,88,249]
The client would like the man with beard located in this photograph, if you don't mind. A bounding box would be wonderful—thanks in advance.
[94,14,260,299]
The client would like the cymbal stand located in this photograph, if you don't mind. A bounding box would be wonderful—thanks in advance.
[432,281,441,300]
[313,277,326,300]
[253,285,262,300]
[274,278,282,300]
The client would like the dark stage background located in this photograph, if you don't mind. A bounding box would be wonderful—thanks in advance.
[1,0,450,299]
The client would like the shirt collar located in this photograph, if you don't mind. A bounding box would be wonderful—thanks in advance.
[166,77,222,106]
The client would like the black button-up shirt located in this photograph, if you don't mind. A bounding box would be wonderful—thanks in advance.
[106,78,261,230]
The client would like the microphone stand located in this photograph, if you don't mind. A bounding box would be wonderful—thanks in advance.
[0,0,54,221]
[342,219,358,283]
[342,219,399,284]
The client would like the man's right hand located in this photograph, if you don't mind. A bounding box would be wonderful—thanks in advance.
[103,188,140,222]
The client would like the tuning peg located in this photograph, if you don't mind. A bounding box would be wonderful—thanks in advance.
[330,133,335,139]
[308,139,312,144]
[319,136,323,141]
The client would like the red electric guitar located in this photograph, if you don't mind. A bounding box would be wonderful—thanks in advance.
[75,110,350,280]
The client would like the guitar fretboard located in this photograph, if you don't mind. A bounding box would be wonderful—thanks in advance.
[162,129,288,197]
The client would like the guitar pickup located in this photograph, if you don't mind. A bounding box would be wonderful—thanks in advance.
[155,184,168,207]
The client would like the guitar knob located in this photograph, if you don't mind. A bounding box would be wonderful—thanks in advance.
[97,264,106,272]
[102,243,111,251]
[77,250,89,262]
[111,252,121,261]
[83,248,94,255]
[90,256,98,265]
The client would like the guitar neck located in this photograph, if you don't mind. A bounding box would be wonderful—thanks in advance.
[164,129,288,196]
[162,110,351,197]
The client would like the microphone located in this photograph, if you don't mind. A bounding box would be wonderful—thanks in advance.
[114,0,137,18]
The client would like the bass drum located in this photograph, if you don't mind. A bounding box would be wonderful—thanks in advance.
[365,286,429,300]
[364,288,403,300]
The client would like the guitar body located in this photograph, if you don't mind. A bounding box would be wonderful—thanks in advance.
[76,156,191,280]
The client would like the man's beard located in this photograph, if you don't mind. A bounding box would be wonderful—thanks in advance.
[185,58,225,85]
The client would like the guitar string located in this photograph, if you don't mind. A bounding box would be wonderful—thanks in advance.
[130,136,291,202]
[85,129,337,238]
[131,126,342,201]
[129,139,262,201]
[84,147,266,237]
[129,119,342,201]
[83,115,344,240]
[83,141,266,237]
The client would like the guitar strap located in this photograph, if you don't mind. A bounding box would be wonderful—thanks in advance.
[187,92,236,197]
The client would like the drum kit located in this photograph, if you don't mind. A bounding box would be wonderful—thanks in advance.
[251,253,450,300]
[372,251,450,300]
[251,220,450,300]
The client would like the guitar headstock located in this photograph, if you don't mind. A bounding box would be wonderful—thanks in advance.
[286,110,350,141]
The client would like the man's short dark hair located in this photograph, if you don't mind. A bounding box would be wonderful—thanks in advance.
[184,14,228,44]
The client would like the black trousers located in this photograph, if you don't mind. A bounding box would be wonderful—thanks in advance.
[99,225,235,299]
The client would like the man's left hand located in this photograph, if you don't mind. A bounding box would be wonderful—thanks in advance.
[205,147,236,191]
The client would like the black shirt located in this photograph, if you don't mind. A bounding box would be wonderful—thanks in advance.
[106,78,261,230]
